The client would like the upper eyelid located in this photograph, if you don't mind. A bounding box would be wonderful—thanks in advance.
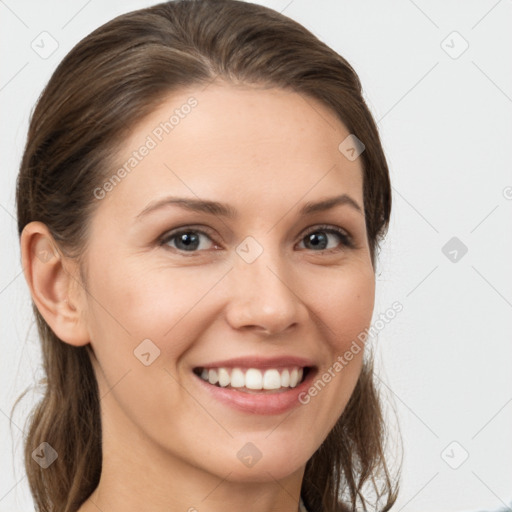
[159,224,217,241]
[303,224,350,236]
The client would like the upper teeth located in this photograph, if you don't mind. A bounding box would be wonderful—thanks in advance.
[199,367,304,390]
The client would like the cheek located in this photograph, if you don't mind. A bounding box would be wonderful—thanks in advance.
[85,260,229,362]
[298,265,374,430]
[83,261,221,432]
[307,263,376,350]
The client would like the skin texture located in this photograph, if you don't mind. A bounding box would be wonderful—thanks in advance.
[21,82,375,512]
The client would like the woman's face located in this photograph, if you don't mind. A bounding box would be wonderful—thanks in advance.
[79,82,375,483]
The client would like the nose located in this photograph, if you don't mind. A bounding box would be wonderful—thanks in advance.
[224,245,306,336]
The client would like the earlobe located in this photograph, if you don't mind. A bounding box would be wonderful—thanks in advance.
[20,221,90,347]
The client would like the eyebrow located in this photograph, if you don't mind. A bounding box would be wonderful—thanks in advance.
[135,193,363,221]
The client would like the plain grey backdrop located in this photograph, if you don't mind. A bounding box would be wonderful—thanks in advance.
[1,1,511,511]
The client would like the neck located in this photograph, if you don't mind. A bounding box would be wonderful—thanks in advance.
[81,460,305,512]
[77,399,306,512]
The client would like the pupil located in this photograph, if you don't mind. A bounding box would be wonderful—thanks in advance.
[308,232,326,250]
[178,232,199,250]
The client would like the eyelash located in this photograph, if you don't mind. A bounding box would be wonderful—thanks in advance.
[158,224,355,255]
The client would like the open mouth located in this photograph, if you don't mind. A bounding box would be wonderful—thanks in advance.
[193,366,312,393]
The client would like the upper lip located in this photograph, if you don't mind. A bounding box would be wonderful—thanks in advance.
[194,355,316,370]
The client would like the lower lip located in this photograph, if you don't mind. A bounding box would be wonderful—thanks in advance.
[193,369,316,415]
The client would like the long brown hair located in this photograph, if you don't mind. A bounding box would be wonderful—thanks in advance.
[13,1,400,510]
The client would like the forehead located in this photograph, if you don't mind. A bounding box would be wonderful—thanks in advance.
[97,82,364,222]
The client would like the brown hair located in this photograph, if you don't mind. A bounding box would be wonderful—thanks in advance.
[14,1,400,510]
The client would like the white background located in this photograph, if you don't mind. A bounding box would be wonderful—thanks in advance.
[1,1,511,511]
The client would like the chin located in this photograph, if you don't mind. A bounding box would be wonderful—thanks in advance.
[203,438,312,483]
[217,458,306,484]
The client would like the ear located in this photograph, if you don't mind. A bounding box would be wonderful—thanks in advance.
[20,221,90,347]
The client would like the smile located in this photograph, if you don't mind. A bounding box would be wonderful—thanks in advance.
[193,366,309,393]
[191,356,317,414]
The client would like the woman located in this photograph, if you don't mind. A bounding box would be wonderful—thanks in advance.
[15,0,400,510]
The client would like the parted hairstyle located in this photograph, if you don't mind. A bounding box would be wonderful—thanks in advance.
[13,1,401,511]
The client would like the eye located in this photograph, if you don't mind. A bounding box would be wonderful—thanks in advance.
[297,225,354,252]
[158,224,354,254]
[159,227,218,253]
